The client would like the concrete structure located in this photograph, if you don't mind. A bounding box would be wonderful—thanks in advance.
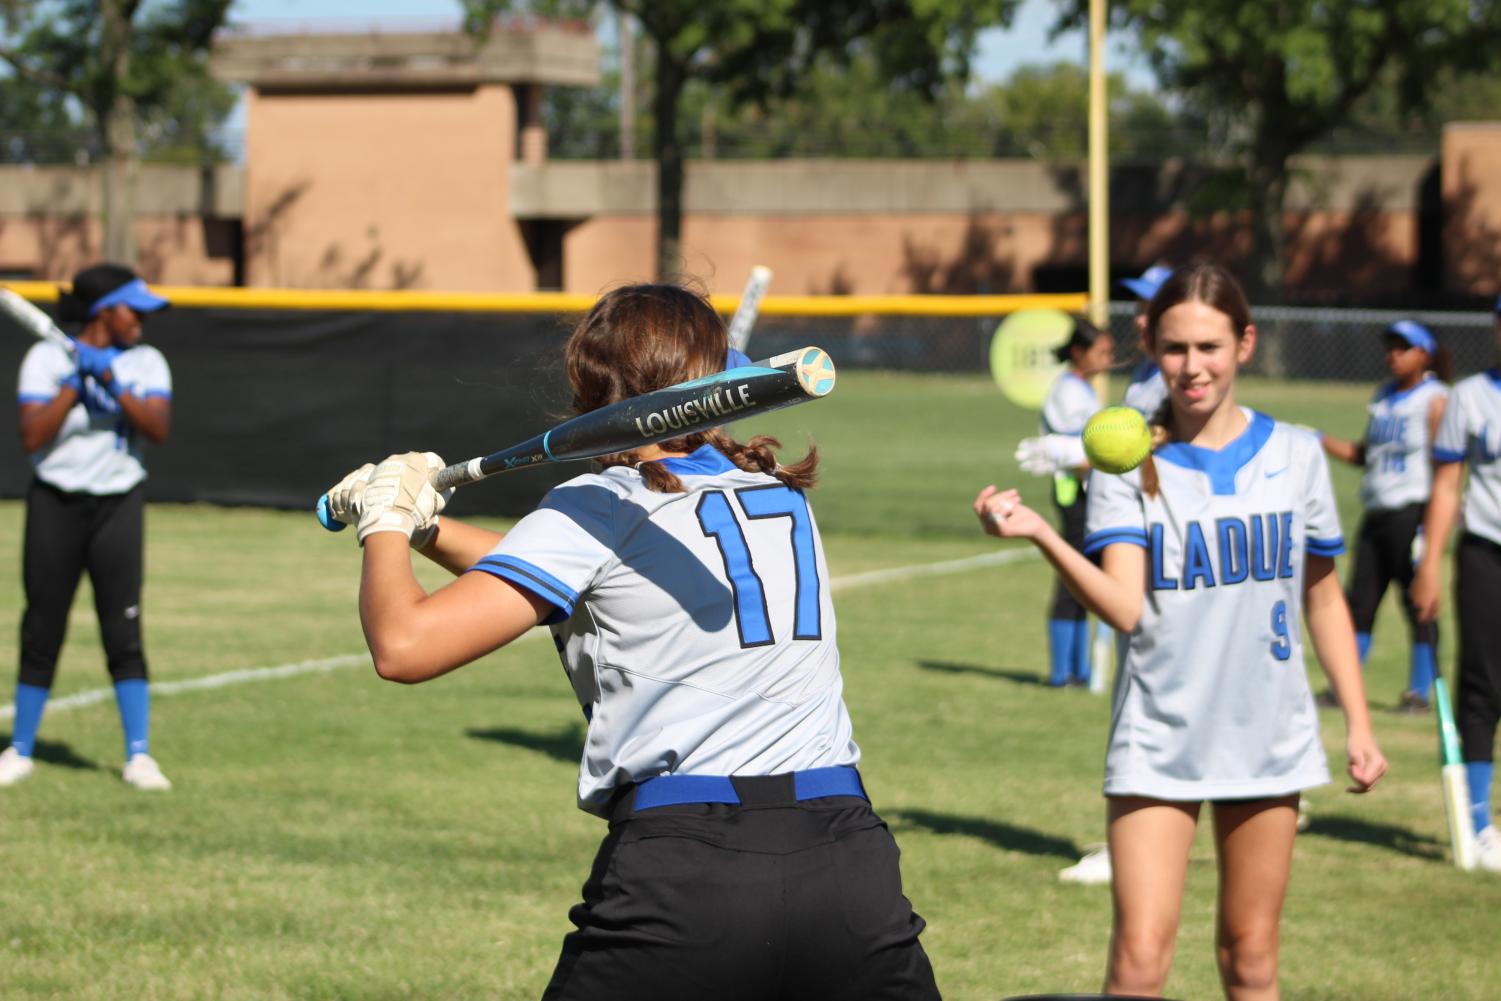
[0,21,1495,305]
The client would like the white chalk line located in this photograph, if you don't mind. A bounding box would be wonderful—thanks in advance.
[0,545,1037,721]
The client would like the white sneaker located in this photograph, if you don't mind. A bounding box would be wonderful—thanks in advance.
[1475,826,1501,873]
[122,753,171,791]
[1059,845,1112,884]
[0,746,34,786]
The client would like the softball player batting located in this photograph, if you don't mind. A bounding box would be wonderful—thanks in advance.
[1413,299,1501,871]
[1317,320,1450,711]
[0,264,173,791]
[326,283,941,1001]
[976,261,1386,999]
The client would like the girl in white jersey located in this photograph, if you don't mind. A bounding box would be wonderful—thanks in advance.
[1317,321,1450,711]
[0,264,174,792]
[324,284,941,1001]
[1413,300,1501,871]
[974,261,1386,1000]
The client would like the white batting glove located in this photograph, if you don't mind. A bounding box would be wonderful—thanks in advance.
[325,463,376,527]
[356,452,453,545]
[1014,434,1086,476]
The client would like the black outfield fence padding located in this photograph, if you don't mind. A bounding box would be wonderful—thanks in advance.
[0,307,582,517]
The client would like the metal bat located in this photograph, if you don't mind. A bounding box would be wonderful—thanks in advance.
[317,345,837,530]
[1434,676,1477,869]
[727,265,772,354]
[0,287,76,355]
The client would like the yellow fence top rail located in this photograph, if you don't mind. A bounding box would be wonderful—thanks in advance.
[2,282,1088,318]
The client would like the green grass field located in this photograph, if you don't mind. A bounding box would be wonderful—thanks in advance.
[2,372,1497,1000]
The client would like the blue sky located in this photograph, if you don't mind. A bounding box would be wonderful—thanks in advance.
[226,0,1156,89]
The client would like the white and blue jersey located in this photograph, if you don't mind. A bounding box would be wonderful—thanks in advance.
[1084,411,1344,800]
[17,340,172,494]
[1359,374,1447,511]
[1041,370,1098,438]
[1123,360,1168,417]
[470,444,858,817]
[1433,369,1501,547]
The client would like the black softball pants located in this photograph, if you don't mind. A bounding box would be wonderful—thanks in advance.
[1050,480,1088,621]
[1457,533,1501,762]
[542,777,941,1001]
[19,479,148,689]
[1345,503,1437,646]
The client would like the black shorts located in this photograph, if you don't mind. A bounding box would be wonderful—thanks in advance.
[542,769,941,1001]
[1345,503,1436,644]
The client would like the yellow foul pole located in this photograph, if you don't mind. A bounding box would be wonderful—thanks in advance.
[1087,0,1110,397]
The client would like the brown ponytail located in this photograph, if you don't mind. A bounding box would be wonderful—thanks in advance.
[566,282,819,494]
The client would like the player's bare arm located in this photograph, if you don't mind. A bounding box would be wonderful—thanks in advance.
[1303,555,1387,792]
[111,390,170,443]
[415,517,506,575]
[1413,461,1463,621]
[975,484,1146,632]
[18,398,76,453]
[1319,431,1365,466]
[359,535,549,683]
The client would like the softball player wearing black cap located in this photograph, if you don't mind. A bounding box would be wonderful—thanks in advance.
[326,283,941,1000]
[0,264,173,791]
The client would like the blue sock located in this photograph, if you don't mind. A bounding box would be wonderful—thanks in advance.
[1071,619,1091,682]
[1356,632,1372,665]
[1466,761,1493,835]
[1407,643,1436,698]
[10,683,50,758]
[113,679,150,759]
[1047,620,1076,686]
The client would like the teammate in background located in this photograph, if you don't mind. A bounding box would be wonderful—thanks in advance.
[975,261,1385,999]
[0,265,173,790]
[1317,320,1450,712]
[1120,264,1174,417]
[1413,297,1501,872]
[324,283,941,1000]
[1014,316,1115,687]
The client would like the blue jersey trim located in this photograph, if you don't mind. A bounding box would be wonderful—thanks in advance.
[656,443,736,477]
[1083,527,1149,555]
[136,389,172,400]
[1306,536,1346,557]
[1487,368,1501,388]
[1371,373,1437,405]
[468,555,577,623]
[1433,447,1467,465]
[1129,360,1160,385]
[17,393,53,404]
[1153,411,1276,496]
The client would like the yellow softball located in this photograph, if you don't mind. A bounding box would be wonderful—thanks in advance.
[1083,406,1152,475]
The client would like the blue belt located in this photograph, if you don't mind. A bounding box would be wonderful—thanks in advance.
[631,766,866,811]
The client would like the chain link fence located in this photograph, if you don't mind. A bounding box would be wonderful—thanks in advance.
[733,302,1499,382]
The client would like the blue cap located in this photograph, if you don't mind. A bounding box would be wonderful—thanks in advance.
[1119,264,1173,301]
[1384,320,1436,354]
[725,347,752,370]
[88,278,169,317]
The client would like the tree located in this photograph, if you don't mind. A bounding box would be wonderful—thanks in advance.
[0,0,235,264]
[466,0,1019,279]
[1063,0,1501,298]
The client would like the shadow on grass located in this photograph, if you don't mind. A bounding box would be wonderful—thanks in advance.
[466,724,584,765]
[1300,814,1446,860]
[917,660,1043,686]
[889,807,1080,860]
[0,735,104,772]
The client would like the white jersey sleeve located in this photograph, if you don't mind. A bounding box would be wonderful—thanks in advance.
[1434,371,1501,546]
[1041,372,1098,436]
[117,344,172,399]
[1083,466,1149,556]
[17,341,73,404]
[1122,362,1168,417]
[470,479,619,624]
[1301,435,1345,558]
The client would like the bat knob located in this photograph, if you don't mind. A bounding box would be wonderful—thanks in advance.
[316,494,347,532]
